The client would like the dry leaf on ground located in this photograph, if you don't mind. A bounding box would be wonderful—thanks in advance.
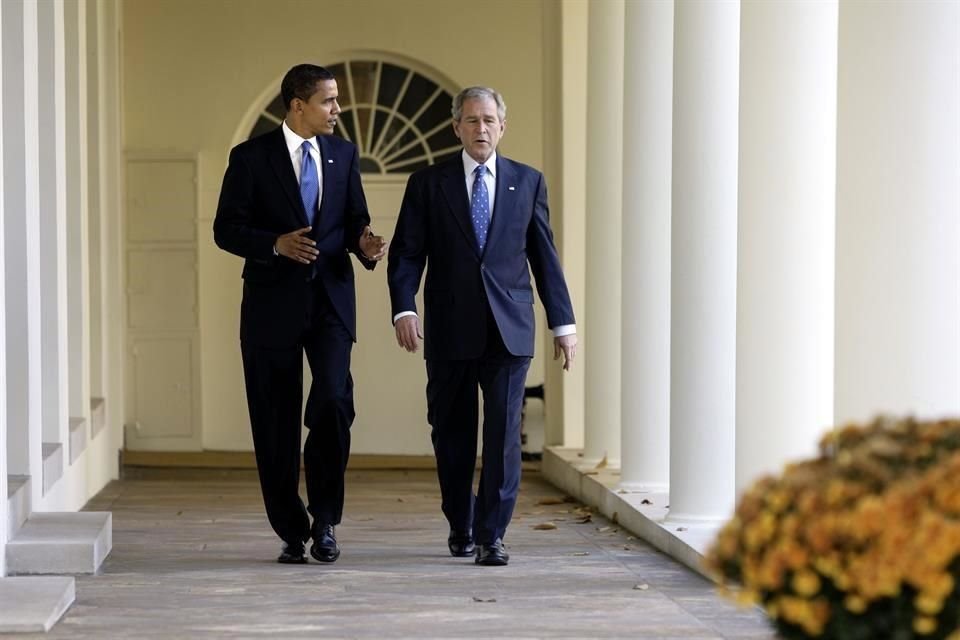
[533,522,558,530]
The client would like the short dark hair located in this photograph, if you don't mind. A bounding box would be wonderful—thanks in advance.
[452,87,506,122]
[281,64,335,111]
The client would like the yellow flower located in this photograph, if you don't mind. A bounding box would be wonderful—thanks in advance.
[792,569,821,597]
[843,594,867,614]
[913,615,937,635]
[914,592,943,616]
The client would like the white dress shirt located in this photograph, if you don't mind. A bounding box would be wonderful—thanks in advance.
[282,120,323,208]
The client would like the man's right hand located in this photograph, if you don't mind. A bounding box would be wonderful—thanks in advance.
[275,226,319,263]
[395,315,422,353]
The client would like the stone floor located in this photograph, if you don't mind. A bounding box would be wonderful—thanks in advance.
[12,468,774,639]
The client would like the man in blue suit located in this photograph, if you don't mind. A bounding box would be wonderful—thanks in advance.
[388,86,577,566]
[214,64,386,565]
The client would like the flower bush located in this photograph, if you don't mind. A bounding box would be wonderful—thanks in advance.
[704,416,960,639]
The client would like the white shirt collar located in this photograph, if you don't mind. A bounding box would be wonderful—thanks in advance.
[282,120,318,157]
[462,149,496,179]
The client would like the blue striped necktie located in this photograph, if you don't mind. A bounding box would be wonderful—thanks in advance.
[471,165,490,252]
[300,140,318,224]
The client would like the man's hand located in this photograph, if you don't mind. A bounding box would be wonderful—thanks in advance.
[554,334,577,371]
[275,226,318,263]
[359,225,387,261]
[395,315,422,353]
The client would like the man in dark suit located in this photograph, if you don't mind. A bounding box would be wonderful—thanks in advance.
[388,87,577,566]
[214,64,386,565]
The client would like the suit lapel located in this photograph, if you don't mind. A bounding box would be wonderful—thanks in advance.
[317,135,334,224]
[485,156,516,253]
[439,155,480,256]
[266,127,309,227]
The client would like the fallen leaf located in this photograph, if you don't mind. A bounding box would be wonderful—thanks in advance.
[617,489,629,494]
[574,515,593,524]
[597,526,612,533]
[676,526,687,532]
[633,583,649,591]
[627,536,636,541]
[611,511,619,525]
[623,545,632,551]
[568,551,590,557]
[640,499,653,505]
[533,522,558,530]
[537,497,566,506]
[472,596,497,603]
[584,471,600,475]
[397,498,404,502]
[595,454,608,470]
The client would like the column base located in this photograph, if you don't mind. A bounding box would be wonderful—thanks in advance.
[543,445,719,580]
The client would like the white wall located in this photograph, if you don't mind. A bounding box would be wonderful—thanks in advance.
[835,0,960,423]
[122,0,551,453]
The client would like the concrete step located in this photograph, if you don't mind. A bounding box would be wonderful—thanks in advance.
[6,512,112,575]
[0,576,74,632]
[6,475,31,541]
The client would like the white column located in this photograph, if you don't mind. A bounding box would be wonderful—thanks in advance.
[65,0,90,423]
[0,0,10,578]
[3,0,43,486]
[735,0,838,494]
[86,0,104,401]
[835,0,960,423]
[667,0,739,523]
[544,0,588,450]
[583,0,624,467]
[38,0,70,448]
[619,0,672,491]
[99,0,124,466]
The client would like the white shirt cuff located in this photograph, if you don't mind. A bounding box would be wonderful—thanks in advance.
[552,324,576,338]
[393,311,418,325]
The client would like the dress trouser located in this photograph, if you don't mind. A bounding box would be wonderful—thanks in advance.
[426,316,531,545]
[241,284,355,545]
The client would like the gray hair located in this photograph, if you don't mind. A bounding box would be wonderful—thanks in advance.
[451,87,507,122]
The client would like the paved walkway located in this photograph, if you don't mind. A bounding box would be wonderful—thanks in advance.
[16,468,774,639]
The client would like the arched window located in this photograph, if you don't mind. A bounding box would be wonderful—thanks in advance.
[248,60,460,174]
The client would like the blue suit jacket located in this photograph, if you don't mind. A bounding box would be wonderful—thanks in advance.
[388,153,575,360]
[214,127,374,347]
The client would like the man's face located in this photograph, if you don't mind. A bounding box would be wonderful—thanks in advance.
[453,96,505,163]
[294,79,341,137]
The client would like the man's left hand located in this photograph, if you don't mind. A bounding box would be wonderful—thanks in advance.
[554,334,577,372]
[359,225,387,261]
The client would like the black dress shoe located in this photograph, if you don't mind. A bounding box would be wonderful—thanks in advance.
[475,538,509,566]
[277,541,307,564]
[447,529,475,557]
[310,524,341,563]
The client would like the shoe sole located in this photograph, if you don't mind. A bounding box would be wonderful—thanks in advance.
[475,557,509,566]
[449,546,476,558]
[277,556,308,564]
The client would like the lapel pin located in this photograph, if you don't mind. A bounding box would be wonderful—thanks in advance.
[327,159,334,163]
[508,186,516,191]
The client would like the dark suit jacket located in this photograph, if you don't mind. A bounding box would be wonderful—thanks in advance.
[388,153,575,360]
[214,127,374,347]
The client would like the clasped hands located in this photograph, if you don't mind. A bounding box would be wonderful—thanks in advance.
[274,225,387,264]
